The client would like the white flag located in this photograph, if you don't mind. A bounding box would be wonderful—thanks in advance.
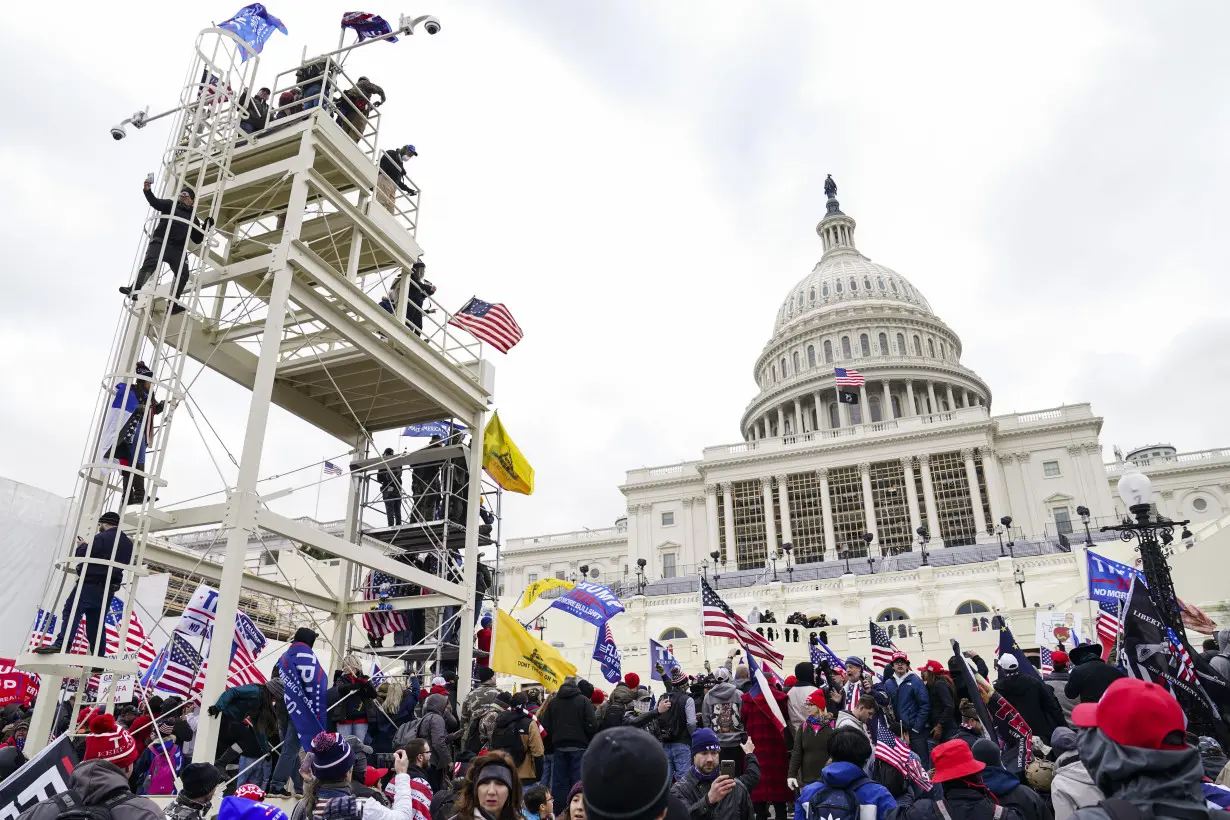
[176,583,219,639]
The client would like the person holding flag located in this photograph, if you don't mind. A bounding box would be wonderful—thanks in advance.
[740,654,792,820]
[994,652,1064,750]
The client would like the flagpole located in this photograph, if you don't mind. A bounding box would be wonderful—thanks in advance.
[314,462,325,522]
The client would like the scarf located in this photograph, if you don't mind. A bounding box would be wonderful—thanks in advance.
[806,716,831,731]
[694,765,718,784]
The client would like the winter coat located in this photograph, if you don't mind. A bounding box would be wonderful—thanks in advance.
[928,780,1025,820]
[1050,752,1102,820]
[835,710,870,738]
[75,528,134,586]
[994,674,1065,748]
[886,673,930,734]
[142,188,207,248]
[459,682,502,743]
[671,753,760,820]
[420,694,455,774]
[1043,673,1076,727]
[291,774,418,820]
[240,91,270,131]
[787,685,819,734]
[788,719,834,785]
[741,688,792,803]
[702,682,747,746]
[371,686,421,753]
[1212,628,1230,682]
[539,682,596,749]
[793,762,898,820]
[596,683,636,731]
[1067,727,1217,820]
[16,759,163,820]
[925,679,958,738]
[981,765,1052,820]
[1063,661,1124,705]
[656,681,696,745]
[215,683,267,721]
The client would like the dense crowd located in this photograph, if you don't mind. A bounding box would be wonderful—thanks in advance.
[9,632,1230,820]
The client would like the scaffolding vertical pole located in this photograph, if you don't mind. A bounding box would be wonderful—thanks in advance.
[454,409,486,706]
[193,150,313,766]
[332,433,365,672]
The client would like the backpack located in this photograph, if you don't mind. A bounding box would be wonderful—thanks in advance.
[144,743,179,795]
[50,790,136,820]
[393,716,424,748]
[807,777,871,820]
[488,715,527,766]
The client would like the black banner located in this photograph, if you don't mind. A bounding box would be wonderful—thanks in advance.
[0,735,78,820]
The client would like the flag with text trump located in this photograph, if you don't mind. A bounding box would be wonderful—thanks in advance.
[700,577,783,667]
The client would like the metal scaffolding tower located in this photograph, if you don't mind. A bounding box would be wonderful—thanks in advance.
[19,22,495,764]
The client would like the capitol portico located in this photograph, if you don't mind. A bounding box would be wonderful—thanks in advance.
[495,183,1230,679]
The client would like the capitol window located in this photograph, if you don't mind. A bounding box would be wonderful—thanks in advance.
[660,627,687,640]
[528,573,538,585]
[661,511,675,526]
[809,288,816,303]
[824,340,834,363]
[890,280,899,294]
[793,351,801,373]
[927,338,936,357]
[662,553,677,578]
[823,283,830,297]
[1193,497,1208,512]
[772,364,778,382]
[860,334,871,357]
[878,332,888,354]
[955,601,989,615]
[896,333,905,355]
[841,337,852,358]
[878,277,886,291]
[835,280,843,293]
[808,346,816,367]
[1043,460,1061,477]
[869,395,882,423]
[850,278,858,291]
[781,357,788,376]
[940,342,947,360]
[877,608,910,622]
[797,292,805,309]
[864,277,872,291]
[912,335,922,356]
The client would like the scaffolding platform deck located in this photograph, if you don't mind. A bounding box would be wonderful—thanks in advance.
[365,521,496,552]
[366,644,489,663]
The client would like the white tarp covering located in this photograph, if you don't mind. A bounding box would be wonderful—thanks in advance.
[0,478,71,657]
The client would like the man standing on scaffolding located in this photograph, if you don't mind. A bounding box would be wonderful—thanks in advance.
[119,178,212,314]
[377,447,404,527]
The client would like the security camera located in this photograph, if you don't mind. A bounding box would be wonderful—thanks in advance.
[110,124,127,141]
[422,15,441,34]
[404,14,442,34]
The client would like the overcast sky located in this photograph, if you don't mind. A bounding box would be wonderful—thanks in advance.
[2,2,1228,541]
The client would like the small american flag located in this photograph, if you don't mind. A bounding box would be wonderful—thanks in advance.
[1040,646,1053,676]
[1166,627,1199,685]
[869,621,898,670]
[157,634,204,697]
[362,570,410,638]
[811,636,844,669]
[196,639,267,690]
[104,598,158,671]
[835,367,865,387]
[873,712,932,789]
[27,609,57,652]
[700,578,783,667]
[1095,598,1121,655]
[448,297,524,353]
[324,461,343,477]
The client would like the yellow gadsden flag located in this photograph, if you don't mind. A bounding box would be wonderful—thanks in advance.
[483,412,534,495]
[491,608,576,690]
[516,577,575,610]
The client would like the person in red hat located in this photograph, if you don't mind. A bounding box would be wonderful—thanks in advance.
[919,661,958,744]
[1043,650,1077,726]
[1067,678,1218,820]
[927,739,1025,820]
[787,689,834,790]
[886,651,932,767]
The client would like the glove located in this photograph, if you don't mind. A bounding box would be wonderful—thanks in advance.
[207,706,221,717]
[787,778,799,791]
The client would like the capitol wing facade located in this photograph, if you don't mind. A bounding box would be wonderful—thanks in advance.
[496,187,1230,677]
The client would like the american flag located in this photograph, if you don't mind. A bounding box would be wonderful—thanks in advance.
[872,712,932,789]
[156,634,205,697]
[1166,627,1199,685]
[196,639,267,690]
[1096,598,1122,655]
[448,297,524,354]
[27,609,57,652]
[1040,646,1053,676]
[746,653,787,733]
[104,598,158,671]
[340,11,397,42]
[834,367,865,387]
[869,621,898,670]
[324,461,343,477]
[699,578,783,667]
[811,636,845,669]
[362,570,410,638]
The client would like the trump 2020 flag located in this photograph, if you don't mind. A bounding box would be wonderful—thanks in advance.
[177,583,219,640]
[482,412,534,495]
[649,638,679,681]
[218,4,288,60]
[548,581,625,628]
[340,11,397,42]
[593,623,621,685]
[277,641,328,748]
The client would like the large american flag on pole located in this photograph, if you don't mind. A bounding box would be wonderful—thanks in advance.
[362,570,410,638]
[872,712,932,789]
[1095,598,1122,655]
[699,578,783,667]
[869,620,898,670]
[448,297,524,353]
[834,367,865,387]
[156,634,204,697]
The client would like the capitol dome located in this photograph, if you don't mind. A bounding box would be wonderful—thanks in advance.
[741,180,991,441]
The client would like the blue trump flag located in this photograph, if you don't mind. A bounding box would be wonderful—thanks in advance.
[278,641,327,748]
[996,622,1042,680]
[402,420,467,438]
[1087,550,1144,605]
[593,622,621,685]
[218,4,288,60]
[340,11,397,43]
[649,638,680,681]
[548,581,625,628]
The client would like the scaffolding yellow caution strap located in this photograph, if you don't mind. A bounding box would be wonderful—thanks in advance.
[482,411,534,495]
[491,609,576,690]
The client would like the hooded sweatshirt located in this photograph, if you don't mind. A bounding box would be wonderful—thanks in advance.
[702,681,747,745]
[793,761,898,820]
[1211,628,1230,682]
[1068,729,1216,820]
[596,683,635,731]
[787,664,819,734]
[1051,751,1102,820]
[16,759,163,820]
[538,682,596,750]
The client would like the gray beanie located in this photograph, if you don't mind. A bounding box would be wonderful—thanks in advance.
[1051,726,1078,753]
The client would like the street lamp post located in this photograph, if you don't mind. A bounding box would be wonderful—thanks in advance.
[710,550,723,583]
[1077,505,1093,547]
[700,558,709,580]
[1000,516,1014,556]
[783,543,794,583]
[916,526,931,566]
[1013,566,1026,607]
[635,558,647,596]
[841,544,852,575]
[533,616,546,641]
[770,550,780,582]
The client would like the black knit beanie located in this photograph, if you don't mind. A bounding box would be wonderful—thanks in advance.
[794,661,816,686]
[582,727,671,820]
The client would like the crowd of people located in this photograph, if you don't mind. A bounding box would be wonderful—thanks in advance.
[10,633,1230,820]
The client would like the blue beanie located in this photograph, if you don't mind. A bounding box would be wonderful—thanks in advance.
[845,656,864,669]
[691,728,721,757]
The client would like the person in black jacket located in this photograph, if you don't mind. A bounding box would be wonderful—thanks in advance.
[920,661,959,743]
[379,145,419,200]
[948,653,990,708]
[927,740,1026,820]
[539,678,596,809]
[993,655,1065,748]
[1062,644,1124,706]
[404,262,437,338]
[239,87,271,133]
[120,178,212,313]
[35,511,133,656]
[971,740,1052,820]
[376,448,404,527]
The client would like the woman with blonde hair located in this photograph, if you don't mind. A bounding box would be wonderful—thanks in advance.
[370,679,420,754]
[451,751,523,820]
[328,656,379,742]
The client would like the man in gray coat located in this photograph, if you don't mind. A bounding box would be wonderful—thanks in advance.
[419,693,456,790]
[1211,628,1230,682]
[671,729,760,820]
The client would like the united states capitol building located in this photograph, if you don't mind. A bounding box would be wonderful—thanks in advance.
[495,184,1230,678]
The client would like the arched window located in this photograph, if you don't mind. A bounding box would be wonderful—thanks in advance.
[913,335,922,356]
[939,342,947,360]
[809,288,816,303]
[850,278,858,292]
[927,338,936,357]
[824,340,834,363]
[792,351,800,373]
[864,277,872,291]
[771,364,777,382]
[878,277,886,291]
[955,601,989,615]
[797,292,805,309]
[859,334,871,357]
[890,280,899,294]
[878,332,888,354]
[807,346,816,367]
[891,395,902,418]
[659,627,688,640]
[841,336,852,358]
[835,280,843,294]
[896,333,905,355]
[877,608,910,622]
[781,357,787,376]
[869,395,882,423]
[822,283,830,297]
[829,403,840,428]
